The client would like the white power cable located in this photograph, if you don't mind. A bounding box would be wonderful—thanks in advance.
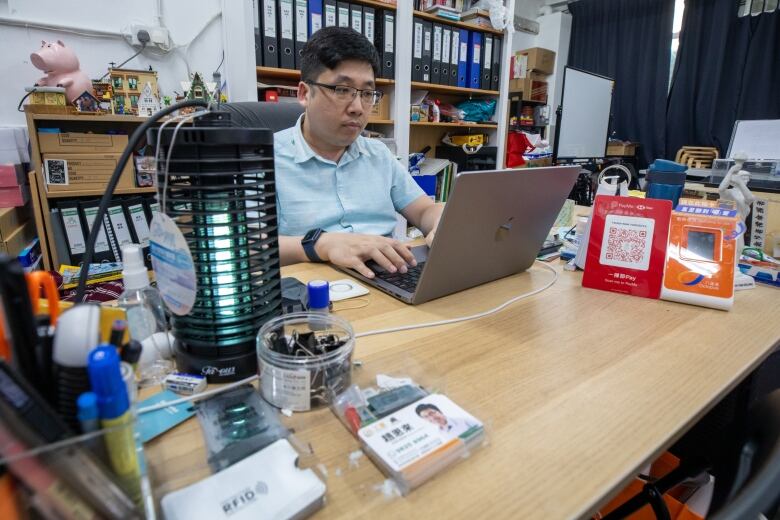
[137,262,559,415]
[355,261,558,338]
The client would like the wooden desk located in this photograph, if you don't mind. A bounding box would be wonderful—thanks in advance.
[145,262,780,519]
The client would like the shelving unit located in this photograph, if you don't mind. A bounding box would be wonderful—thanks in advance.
[25,111,160,270]
[412,10,504,36]
[254,0,516,170]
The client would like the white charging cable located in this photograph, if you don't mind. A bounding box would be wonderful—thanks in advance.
[355,261,558,338]
[137,261,559,415]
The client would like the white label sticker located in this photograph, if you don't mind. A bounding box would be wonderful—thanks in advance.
[312,12,322,33]
[295,3,307,41]
[473,44,481,64]
[83,207,110,253]
[61,207,85,254]
[484,38,492,70]
[338,6,349,27]
[260,360,311,411]
[263,0,277,37]
[433,26,442,61]
[460,41,467,64]
[280,0,293,39]
[413,23,423,59]
[384,15,393,52]
[599,214,655,271]
[424,27,431,52]
[452,31,460,65]
[108,206,134,247]
[365,12,374,40]
[442,30,451,64]
[128,204,151,248]
[325,5,336,26]
[351,11,361,33]
[150,213,197,316]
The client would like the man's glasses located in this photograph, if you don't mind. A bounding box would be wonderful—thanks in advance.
[306,81,384,106]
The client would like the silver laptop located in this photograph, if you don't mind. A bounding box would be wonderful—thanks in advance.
[342,166,581,304]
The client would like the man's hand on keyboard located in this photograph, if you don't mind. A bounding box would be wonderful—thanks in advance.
[316,233,417,279]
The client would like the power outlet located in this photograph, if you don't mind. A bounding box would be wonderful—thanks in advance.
[123,24,171,51]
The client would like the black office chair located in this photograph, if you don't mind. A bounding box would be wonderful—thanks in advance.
[602,389,780,520]
[220,101,303,133]
[709,389,780,520]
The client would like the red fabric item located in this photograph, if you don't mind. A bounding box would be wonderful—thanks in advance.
[506,132,535,168]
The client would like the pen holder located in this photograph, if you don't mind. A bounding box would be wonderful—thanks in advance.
[257,312,355,412]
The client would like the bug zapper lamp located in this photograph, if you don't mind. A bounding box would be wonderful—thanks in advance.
[148,111,281,382]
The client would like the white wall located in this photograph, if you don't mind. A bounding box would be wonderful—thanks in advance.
[0,0,256,125]
[535,11,572,145]
[512,0,545,52]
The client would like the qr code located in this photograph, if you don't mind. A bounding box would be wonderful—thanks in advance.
[599,215,654,271]
[605,228,647,263]
[45,159,68,185]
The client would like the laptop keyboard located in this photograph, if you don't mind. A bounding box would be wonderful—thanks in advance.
[374,262,426,292]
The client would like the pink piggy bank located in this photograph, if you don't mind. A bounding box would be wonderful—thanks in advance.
[31,40,93,103]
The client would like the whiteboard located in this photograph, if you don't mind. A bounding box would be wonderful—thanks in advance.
[728,120,780,160]
[557,67,614,160]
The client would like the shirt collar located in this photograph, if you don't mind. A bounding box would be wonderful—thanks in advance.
[291,114,368,165]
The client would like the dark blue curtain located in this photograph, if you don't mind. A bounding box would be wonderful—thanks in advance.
[666,1,780,158]
[568,0,675,168]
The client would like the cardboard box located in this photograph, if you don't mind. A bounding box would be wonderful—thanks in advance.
[607,142,638,156]
[0,205,30,241]
[0,220,35,257]
[42,153,135,193]
[0,164,26,187]
[38,132,129,154]
[519,47,556,75]
[368,93,391,122]
[510,72,548,103]
[0,185,30,207]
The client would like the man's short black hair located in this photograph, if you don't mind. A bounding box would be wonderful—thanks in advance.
[299,26,380,83]
[415,403,442,416]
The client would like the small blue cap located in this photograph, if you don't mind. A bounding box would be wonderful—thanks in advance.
[76,392,99,422]
[307,280,330,310]
[87,345,129,420]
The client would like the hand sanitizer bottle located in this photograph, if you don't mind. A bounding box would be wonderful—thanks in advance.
[118,244,172,384]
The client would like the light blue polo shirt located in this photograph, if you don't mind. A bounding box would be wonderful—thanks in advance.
[273,115,424,237]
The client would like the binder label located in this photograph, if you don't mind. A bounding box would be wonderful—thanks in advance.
[473,44,481,64]
[325,4,336,26]
[351,12,361,33]
[414,23,423,59]
[365,11,374,40]
[433,26,442,61]
[280,0,294,40]
[129,204,151,247]
[108,206,133,246]
[83,206,111,253]
[295,2,308,42]
[338,6,349,27]
[312,13,322,33]
[442,30,451,64]
[424,27,431,52]
[460,41,467,63]
[263,0,277,37]
[484,39,492,70]
[452,31,460,65]
[384,15,394,52]
[62,207,86,254]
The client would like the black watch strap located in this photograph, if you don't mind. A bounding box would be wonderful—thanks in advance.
[302,228,326,262]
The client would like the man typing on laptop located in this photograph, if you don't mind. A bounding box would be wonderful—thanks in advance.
[275,27,443,279]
